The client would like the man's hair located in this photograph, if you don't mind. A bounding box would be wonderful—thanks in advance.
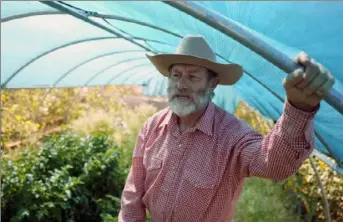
[207,69,218,79]
[205,69,216,99]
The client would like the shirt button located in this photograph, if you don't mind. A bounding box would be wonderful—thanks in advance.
[178,144,182,147]
[162,187,169,192]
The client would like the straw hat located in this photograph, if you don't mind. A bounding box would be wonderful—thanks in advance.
[146,35,243,85]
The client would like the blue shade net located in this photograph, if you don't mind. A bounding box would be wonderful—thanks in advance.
[1,1,343,173]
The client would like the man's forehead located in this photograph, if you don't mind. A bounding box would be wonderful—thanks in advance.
[171,64,207,73]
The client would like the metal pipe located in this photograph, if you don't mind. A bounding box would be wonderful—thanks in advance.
[83,57,147,86]
[309,156,332,222]
[164,1,343,116]
[40,1,154,53]
[1,36,120,88]
[105,63,151,85]
[313,149,343,175]
[68,58,149,106]
[52,50,145,87]
[38,50,146,110]
[1,10,62,23]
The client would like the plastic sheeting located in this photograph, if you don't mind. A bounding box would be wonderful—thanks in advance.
[1,1,343,169]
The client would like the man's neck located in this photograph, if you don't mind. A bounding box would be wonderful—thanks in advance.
[178,102,209,133]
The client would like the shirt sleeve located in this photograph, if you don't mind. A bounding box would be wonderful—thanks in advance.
[234,100,318,181]
[118,122,148,222]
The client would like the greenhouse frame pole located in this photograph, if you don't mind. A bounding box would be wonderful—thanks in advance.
[38,50,146,107]
[2,9,228,73]
[105,63,152,85]
[40,1,154,53]
[309,156,332,222]
[1,36,119,88]
[165,1,343,116]
[52,50,146,87]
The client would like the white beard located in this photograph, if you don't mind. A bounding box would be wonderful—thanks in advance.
[167,84,212,117]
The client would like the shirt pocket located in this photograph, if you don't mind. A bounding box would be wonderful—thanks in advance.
[144,156,163,193]
[184,163,219,189]
[148,157,162,171]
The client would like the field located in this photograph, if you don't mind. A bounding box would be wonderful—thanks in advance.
[1,86,342,222]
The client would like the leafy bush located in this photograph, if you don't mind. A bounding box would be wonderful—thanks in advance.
[234,178,300,222]
[69,103,157,177]
[1,86,134,149]
[1,131,125,222]
[282,157,343,221]
[2,88,342,221]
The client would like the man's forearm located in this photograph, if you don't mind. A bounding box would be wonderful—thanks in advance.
[118,158,146,222]
[239,100,317,180]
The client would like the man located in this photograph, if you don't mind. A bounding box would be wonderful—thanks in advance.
[118,35,335,222]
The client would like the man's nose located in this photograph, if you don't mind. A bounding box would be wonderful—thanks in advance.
[176,76,188,90]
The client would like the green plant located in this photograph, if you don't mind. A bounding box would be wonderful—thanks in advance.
[1,131,125,222]
[282,157,343,221]
[1,86,133,149]
[234,178,300,222]
[69,103,157,176]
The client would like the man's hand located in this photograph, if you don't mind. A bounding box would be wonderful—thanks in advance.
[283,52,335,112]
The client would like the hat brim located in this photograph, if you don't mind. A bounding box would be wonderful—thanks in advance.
[146,54,243,85]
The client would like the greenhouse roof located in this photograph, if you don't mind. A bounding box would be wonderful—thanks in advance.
[1,1,343,173]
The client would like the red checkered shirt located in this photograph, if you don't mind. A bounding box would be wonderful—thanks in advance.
[119,100,316,222]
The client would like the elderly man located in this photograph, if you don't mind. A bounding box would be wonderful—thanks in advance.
[118,35,335,222]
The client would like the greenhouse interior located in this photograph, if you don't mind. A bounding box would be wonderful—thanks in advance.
[1,1,343,222]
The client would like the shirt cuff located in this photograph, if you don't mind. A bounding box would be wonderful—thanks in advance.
[281,100,319,139]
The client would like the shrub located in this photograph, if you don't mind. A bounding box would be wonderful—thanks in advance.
[1,86,133,149]
[69,103,157,176]
[1,131,125,222]
[234,178,300,222]
[282,157,343,221]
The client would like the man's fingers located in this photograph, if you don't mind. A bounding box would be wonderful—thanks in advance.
[296,63,320,89]
[296,51,311,66]
[283,69,304,90]
[303,72,327,95]
[316,73,335,97]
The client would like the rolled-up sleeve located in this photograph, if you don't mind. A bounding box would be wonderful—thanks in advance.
[118,122,148,222]
[236,100,318,181]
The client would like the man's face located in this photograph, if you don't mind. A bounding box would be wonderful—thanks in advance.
[167,64,217,117]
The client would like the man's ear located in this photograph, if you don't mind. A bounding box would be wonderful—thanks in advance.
[211,77,219,90]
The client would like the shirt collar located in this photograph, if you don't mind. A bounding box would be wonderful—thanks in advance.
[160,108,173,128]
[194,101,215,136]
[159,101,215,136]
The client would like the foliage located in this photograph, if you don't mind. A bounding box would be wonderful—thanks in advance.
[2,88,342,221]
[1,86,135,149]
[1,90,157,221]
[234,101,274,136]
[68,103,157,177]
[1,132,124,222]
[282,157,343,221]
[234,178,300,222]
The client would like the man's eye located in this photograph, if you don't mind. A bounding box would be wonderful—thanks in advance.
[172,73,180,78]
[190,75,200,80]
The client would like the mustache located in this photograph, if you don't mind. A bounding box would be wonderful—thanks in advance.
[167,86,193,98]
[168,90,194,99]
